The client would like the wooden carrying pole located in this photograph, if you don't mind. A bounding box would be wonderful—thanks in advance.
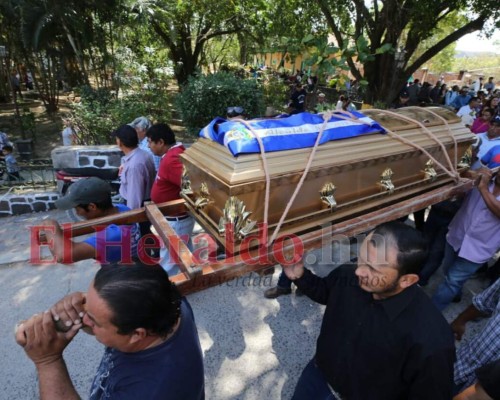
[62,199,187,237]
[173,177,476,294]
[61,177,480,295]
[144,202,202,278]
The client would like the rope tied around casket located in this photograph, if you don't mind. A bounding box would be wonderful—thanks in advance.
[374,108,461,182]
[232,108,462,247]
[232,110,336,247]
[329,109,461,183]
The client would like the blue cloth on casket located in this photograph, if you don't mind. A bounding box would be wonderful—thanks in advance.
[199,111,386,157]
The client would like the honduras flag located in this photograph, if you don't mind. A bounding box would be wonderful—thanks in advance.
[199,111,385,157]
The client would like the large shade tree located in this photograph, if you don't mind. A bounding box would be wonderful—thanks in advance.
[0,0,122,111]
[311,0,500,104]
[20,0,120,86]
[131,0,264,85]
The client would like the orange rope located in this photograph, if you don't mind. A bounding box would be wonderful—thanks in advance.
[417,107,459,168]
[379,108,459,181]
[268,111,334,245]
[232,118,271,244]
[329,109,460,183]
[232,108,461,246]
[233,112,334,246]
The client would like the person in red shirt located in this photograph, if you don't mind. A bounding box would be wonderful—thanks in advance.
[147,124,195,276]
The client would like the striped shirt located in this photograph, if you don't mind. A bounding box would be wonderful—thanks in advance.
[454,278,500,387]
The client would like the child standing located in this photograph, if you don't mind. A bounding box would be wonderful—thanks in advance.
[2,145,22,181]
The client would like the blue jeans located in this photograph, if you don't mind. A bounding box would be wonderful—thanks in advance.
[292,359,336,400]
[159,215,195,276]
[432,242,483,311]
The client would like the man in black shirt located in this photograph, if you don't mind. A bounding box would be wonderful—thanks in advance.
[285,221,455,400]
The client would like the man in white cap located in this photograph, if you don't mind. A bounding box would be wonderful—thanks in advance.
[314,92,333,113]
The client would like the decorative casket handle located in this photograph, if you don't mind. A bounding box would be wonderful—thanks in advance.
[194,182,212,210]
[378,168,395,194]
[180,167,193,195]
[320,182,337,209]
[423,160,437,182]
[218,196,257,240]
[457,146,473,169]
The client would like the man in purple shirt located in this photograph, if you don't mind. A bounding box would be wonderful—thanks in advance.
[432,165,500,311]
[114,125,156,211]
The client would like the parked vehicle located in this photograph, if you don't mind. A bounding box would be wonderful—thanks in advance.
[55,167,124,221]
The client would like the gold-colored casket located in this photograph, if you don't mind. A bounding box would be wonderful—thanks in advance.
[180,107,474,244]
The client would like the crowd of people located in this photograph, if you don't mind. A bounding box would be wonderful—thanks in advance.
[391,78,500,129]
[19,215,500,399]
[11,76,500,399]
[36,118,191,272]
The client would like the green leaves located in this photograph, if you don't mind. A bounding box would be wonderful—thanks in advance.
[353,36,394,63]
[302,34,316,44]
[375,43,394,55]
[70,86,171,145]
[175,72,265,136]
[355,36,369,53]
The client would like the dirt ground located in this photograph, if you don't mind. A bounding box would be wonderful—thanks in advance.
[0,95,70,160]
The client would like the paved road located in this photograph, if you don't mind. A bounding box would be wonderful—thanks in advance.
[0,210,490,399]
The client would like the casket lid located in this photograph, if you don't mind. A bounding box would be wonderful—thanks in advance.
[181,107,473,185]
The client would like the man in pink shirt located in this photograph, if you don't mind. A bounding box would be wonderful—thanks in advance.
[432,162,500,311]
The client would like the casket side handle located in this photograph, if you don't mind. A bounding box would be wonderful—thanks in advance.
[218,196,257,240]
[194,182,212,210]
[180,166,193,195]
[423,160,437,182]
[457,146,473,169]
[378,168,395,194]
[320,182,337,209]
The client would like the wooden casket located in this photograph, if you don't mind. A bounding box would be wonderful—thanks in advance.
[180,107,475,245]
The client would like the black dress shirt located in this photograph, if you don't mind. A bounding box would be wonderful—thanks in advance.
[295,264,455,400]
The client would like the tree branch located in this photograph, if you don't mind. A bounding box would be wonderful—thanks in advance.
[149,18,181,62]
[435,7,453,25]
[352,0,375,35]
[315,0,344,46]
[404,15,487,78]
[315,0,363,81]
[198,26,244,44]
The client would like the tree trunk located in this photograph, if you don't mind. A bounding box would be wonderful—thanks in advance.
[35,52,59,114]
[237,33,248,65]
[9,67,24,139]
[172,50,198,86]
[62,22,90,86]
[363,53,408,106]
[0,57,10,102]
